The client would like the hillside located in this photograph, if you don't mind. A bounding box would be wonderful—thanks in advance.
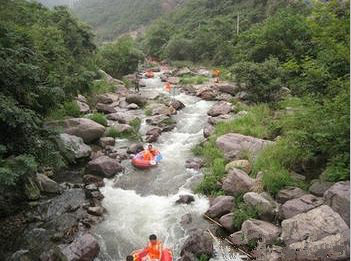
[35,0,78,8]
[72,0,185,43]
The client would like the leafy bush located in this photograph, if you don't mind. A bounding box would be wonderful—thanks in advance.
[98,36,144,78]
[233,195,259,230]
[164,37,195,61]
[180,76,208,85]
[87,113,108,127]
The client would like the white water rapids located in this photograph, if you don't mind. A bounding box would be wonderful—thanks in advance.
[93,72,244,261]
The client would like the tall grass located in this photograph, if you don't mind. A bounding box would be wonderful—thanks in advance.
[87,113,108,126]
[46,101,81,120]
[180,75,209,85]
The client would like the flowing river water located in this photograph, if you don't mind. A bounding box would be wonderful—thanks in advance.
[93,71,244,261]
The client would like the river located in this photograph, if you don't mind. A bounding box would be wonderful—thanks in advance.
[93,71,244,261]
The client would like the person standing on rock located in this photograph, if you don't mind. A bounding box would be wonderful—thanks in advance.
[135,72,141,93]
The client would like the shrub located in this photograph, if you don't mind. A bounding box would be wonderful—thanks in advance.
[46,100,81,120]
[105,127,119,138]
[233,196,259,230]
[87,113,108,126]
[180,75,208,85]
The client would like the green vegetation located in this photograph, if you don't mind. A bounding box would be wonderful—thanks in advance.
[47,101,81,120]
[0,0,97,186]
[105,119,141,141]
[73,0,183,43]
[97,37,144,79]
[87,113,108,127]
[105,127,120,139]
[233,195,259,230]
[180,75,208,85]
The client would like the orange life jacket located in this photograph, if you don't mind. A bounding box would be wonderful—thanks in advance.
[212,69,220,77]
[143,150,154,161]
[146,241,163,260]
[164,83,172,92]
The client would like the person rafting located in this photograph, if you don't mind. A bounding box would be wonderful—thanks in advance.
[143,144,158,161]
[164,82,172,93]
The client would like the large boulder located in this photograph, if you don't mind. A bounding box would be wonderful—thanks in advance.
[241,219,281,244]
[127,143,144,154]
[207,101,233,117]
[324,181,350,226]
[150,104,174,116]
[36,174,62,194]
[97,93,118,104]
[243,192,276,220]
[76,100,90,114]
[225,160,251,174]
[176,195,195,205]
[281,205,350,260]
[276,186,306,204]
[308,179,333,197]
[145,127,162,143]
[180,229,214,259]
[146,115,176,130]
[57,133,92,162]
[86,156,123,178]
[169,98,185,110]
[279,194,324,219]
[219,213,235,233]
[216,133,272,160]
[49,118,105,144]
[205,196,234,218]
[60,233,100,261]
[126,94,147,107]
[96,103,116,114]
[196,87,217,100]
[222,168,255,196]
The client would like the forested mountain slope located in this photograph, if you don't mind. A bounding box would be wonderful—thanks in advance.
[72,0,185,43]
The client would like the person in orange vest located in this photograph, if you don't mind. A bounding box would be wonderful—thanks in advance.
[164,82,172,93]
[144,234,163,261]
[212,69,221,83]
[143,144,158,161]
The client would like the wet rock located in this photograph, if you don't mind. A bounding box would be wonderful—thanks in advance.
[276,186,306,204]
[60,233,100,261]
[17,228,51,259]
[180,214,193,226]
[96,103,116,114]
[196,87,217,100]
[87,206,104,216]
[150,104,174,116]
[180,229,213,259]
[36,174,62,194]
[219,213,235,233]
[110,123,133,134]
[97,94,114,104]
[208,114,232,125]
[207,101,233,117]
[99,137,115,148]
[127,103,139,110]
[10,249,31,261]
[48,118,105,144]
[205,196,234,218]
[169,98,185,110]
[279,194,324,219]
[281,205,350,260]
[225,160,251,174]
[203,124,214,138]
[145,127,162,143]
[229,231,245,246]
[57,133,92,162]
[146,115,176,130]
[216,133,272,160]
[185,158,205,170]
[83,175,104,188]
[241,219,281,244]
[176,195,195,205]
[127,143,144,154]
[76,100,90,114]
[244,192,276,220]
[86,156,123,178]
[126,94,147,107]
[308,179,333,197]
[222,168,255,196]
[324,181,350,226]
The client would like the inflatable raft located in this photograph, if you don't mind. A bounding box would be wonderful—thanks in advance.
[131,248,173,261]
[132,151,162,169]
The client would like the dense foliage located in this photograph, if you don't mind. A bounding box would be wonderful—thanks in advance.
[0,0,97,185]
[73,0,184,43]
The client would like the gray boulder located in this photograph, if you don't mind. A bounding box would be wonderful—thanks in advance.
[127,143,144,154]
[169,98,185,110]
[243,192,276,220]
[222,168,255,196]
[216,133,272,160]
[205,196,234,218]
[219,213,235,233]
[96,103,116,114]
[36,174,62,194]
[276,186,306,204]
[60,233,100,261]
[126,94,147,107]
[99,137,115,148]
[279,194,324,219]
[281,205,350,260]
[207,101,233,117]
[86,156,123,178]
[50,118,105,144]
[58,133,92,162]
[241,219,281,244]
[215,83,239,95]
[180,229,214,259]
[324,181,350,226]
[176,195,195,205]
[309,179,333,197]
[76,100,90,114]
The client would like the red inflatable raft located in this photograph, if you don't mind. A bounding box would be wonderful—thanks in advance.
[131,248,173,261]
[131,151,162,169]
